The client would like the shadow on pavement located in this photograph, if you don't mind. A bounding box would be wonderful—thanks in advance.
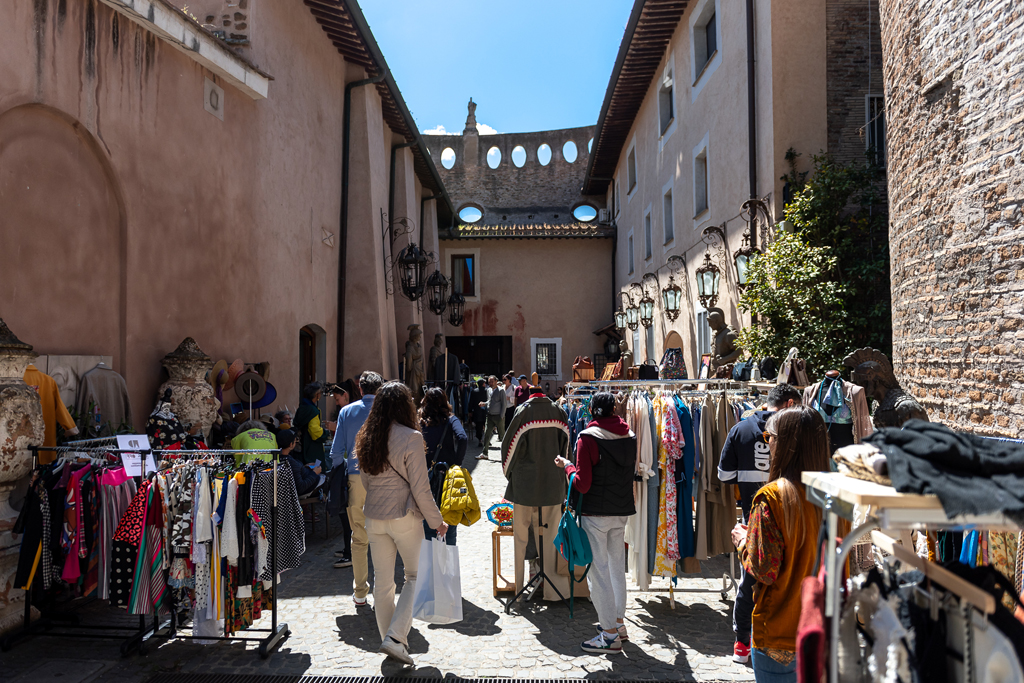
[426,598,501,636]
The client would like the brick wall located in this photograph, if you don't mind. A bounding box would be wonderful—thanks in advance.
[827,0,886,166]
[880,0,1024,436]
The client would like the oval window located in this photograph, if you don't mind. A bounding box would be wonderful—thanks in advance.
[459,206,483,223]
[537,143,551,166]
[511,145,527,167]
[487,146,502,169]
[441,147,456,170]
[573,204,598,222]
[563,140,578,163]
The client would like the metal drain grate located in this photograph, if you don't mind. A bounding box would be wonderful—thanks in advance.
[147,675,685,683]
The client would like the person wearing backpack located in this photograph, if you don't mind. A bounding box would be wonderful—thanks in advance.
[554,392,637,655]
[418,387,467,545]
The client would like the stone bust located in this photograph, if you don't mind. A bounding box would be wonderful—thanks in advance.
[708,308,742,368]
[843,348,929,428]
[618,339,632,377]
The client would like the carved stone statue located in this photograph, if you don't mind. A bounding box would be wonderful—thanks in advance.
[708,308,742,371]
[618,339,632,378]
[843,348,929,428]
[158,338,217,438]
[464,98,478,135]
[404,324,425,401]
[427,333,444,381]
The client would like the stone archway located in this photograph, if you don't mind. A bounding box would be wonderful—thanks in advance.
[0,104,127,368]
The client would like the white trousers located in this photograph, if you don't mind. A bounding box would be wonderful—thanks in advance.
[581,515,629,631]
[366,512,423,646]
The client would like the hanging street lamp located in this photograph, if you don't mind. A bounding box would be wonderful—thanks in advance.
[637,273,660,329]
[695,225,726,310]
[615,290,634,331]
[447,292,465,327]
[661,255,685,322]
[733,230,760,290]
[426,269,450,315]
[396,241,429,301]
[625,285,641,331]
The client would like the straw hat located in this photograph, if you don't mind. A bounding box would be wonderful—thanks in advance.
[225,359,245,390]
[208,359,229,387]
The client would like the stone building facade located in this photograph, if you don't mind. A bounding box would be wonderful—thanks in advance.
[880,0,1024,436]
[0,0,452,424]
[423,107,613,385]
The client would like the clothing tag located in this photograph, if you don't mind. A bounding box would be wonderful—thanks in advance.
[116,434,156,475]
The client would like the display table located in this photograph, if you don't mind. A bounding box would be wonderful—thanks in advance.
[802,471,1022,683]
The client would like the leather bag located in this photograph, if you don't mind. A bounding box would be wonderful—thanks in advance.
[659,348,688,380]
[572,356,595,381]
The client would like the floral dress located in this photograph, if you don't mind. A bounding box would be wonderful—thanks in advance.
[653,395,684,576]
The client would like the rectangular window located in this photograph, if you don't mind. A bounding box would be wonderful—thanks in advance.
[696,310,711,356]
[695,148,709,216]
[535,343,557,375]
[663,189,674,243]
[659,71,674,135]
[451,254,475,296]
[632,329,641,364]
[646,325,655,362]
[866,95,886,168]
[627,147,637,193]
[627,233,635,275]
[705,13,717,58]
[615,179,621,216]
[644,212,652,260]
[693,1,719,81]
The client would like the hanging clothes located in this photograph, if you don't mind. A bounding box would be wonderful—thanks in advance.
[674,397,697,563]
[652,394,683,577]
[625,392,655,591]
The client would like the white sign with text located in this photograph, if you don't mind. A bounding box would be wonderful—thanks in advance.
[116,434,156,476]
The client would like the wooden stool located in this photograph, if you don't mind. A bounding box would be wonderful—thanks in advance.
[299,495,329,540]
[492,527,515,597]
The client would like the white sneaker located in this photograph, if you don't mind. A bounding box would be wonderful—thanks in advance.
[581,630,622,654]
[379,636,414,665]
[353,595,367,606]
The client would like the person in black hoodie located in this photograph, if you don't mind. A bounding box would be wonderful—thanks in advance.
[717,383,802,663]
[280,429,324,498]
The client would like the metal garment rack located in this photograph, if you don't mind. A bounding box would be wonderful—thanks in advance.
[148,448,290,659]
[2,444,156,656]
[564,380,753,606]
[802,471,1022,683]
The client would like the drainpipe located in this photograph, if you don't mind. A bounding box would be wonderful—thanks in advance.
[338,68,388,382]
[388,141,416,255]
[746,0,758,250]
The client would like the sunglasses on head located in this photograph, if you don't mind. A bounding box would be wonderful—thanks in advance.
[763,430,775,441]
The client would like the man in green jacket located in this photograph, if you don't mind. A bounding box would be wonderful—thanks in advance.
[501,387,571,600]
[294,382,332,469]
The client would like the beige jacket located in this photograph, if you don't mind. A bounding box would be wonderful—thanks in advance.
[803,380,873,442]
[361,423,444,529]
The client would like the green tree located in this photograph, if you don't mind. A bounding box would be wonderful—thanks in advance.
[737,230,850,373]
[782,151,891,355]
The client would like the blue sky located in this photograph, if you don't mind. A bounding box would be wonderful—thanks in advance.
[359,1,632,136]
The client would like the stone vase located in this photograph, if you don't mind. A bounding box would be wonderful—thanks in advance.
[0,319,44,634]
[157,338,216,439]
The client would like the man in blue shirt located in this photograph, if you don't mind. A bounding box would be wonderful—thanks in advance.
[329,370,382,605]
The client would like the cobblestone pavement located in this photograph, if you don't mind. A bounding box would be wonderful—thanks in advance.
[2,437,755,682]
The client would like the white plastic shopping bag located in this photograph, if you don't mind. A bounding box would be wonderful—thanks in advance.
[411,538,463,624]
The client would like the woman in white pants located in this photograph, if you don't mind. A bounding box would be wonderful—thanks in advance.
[356,381,448,665]
[555,392,637,654]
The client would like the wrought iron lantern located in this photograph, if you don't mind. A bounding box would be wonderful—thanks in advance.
[615,291,633,331]
[636,274,659,329]
[625,300,640,331]
[694,250,721,310]
[426,270,450,315]
[396,241,429,301]
[447,292,465,327]
[638,294,656,329]
[661,255,685,322]
[733,232,760,290]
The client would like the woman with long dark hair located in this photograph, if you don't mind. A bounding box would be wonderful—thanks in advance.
[356,381,447,666]
[731,405,831,683]
[418,387,467,545]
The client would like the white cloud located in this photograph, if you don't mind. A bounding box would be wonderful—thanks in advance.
[420,122,501,136]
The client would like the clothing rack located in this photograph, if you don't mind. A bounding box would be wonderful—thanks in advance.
[801,471,1022,683]
[563,381,742,605]
[2,445,157,656]
[148,448,289,659]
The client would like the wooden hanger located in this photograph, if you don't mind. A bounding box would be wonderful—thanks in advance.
[870,531,996,614]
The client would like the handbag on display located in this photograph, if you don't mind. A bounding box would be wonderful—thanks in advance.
[552,474,592,618]
[778,348,810,386]
[638,360,660,380]
[627,366,640,380]
[572,356,595,381]
[732,360,753,382]
[759,357,778,381]
[659,347,688,379]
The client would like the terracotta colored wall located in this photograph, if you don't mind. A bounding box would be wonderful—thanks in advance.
[438,237,613,386]
[0,0,433,426]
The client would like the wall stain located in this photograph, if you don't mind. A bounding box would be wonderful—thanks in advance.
[480,300,500,336]
[57,0,66,30]
[33,0,48,93]
[84,0,96,77]
[111,13,119,55]
[144,32,156,77]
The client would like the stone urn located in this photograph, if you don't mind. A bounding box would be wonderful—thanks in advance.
[157,338,216,439]
[0,319,44,634]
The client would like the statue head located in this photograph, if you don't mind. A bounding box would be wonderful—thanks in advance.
[433,333,444,348]
[707,308,727,332]
[843,348,898,403]
[408,324,421,342]
[619,339,629,353]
